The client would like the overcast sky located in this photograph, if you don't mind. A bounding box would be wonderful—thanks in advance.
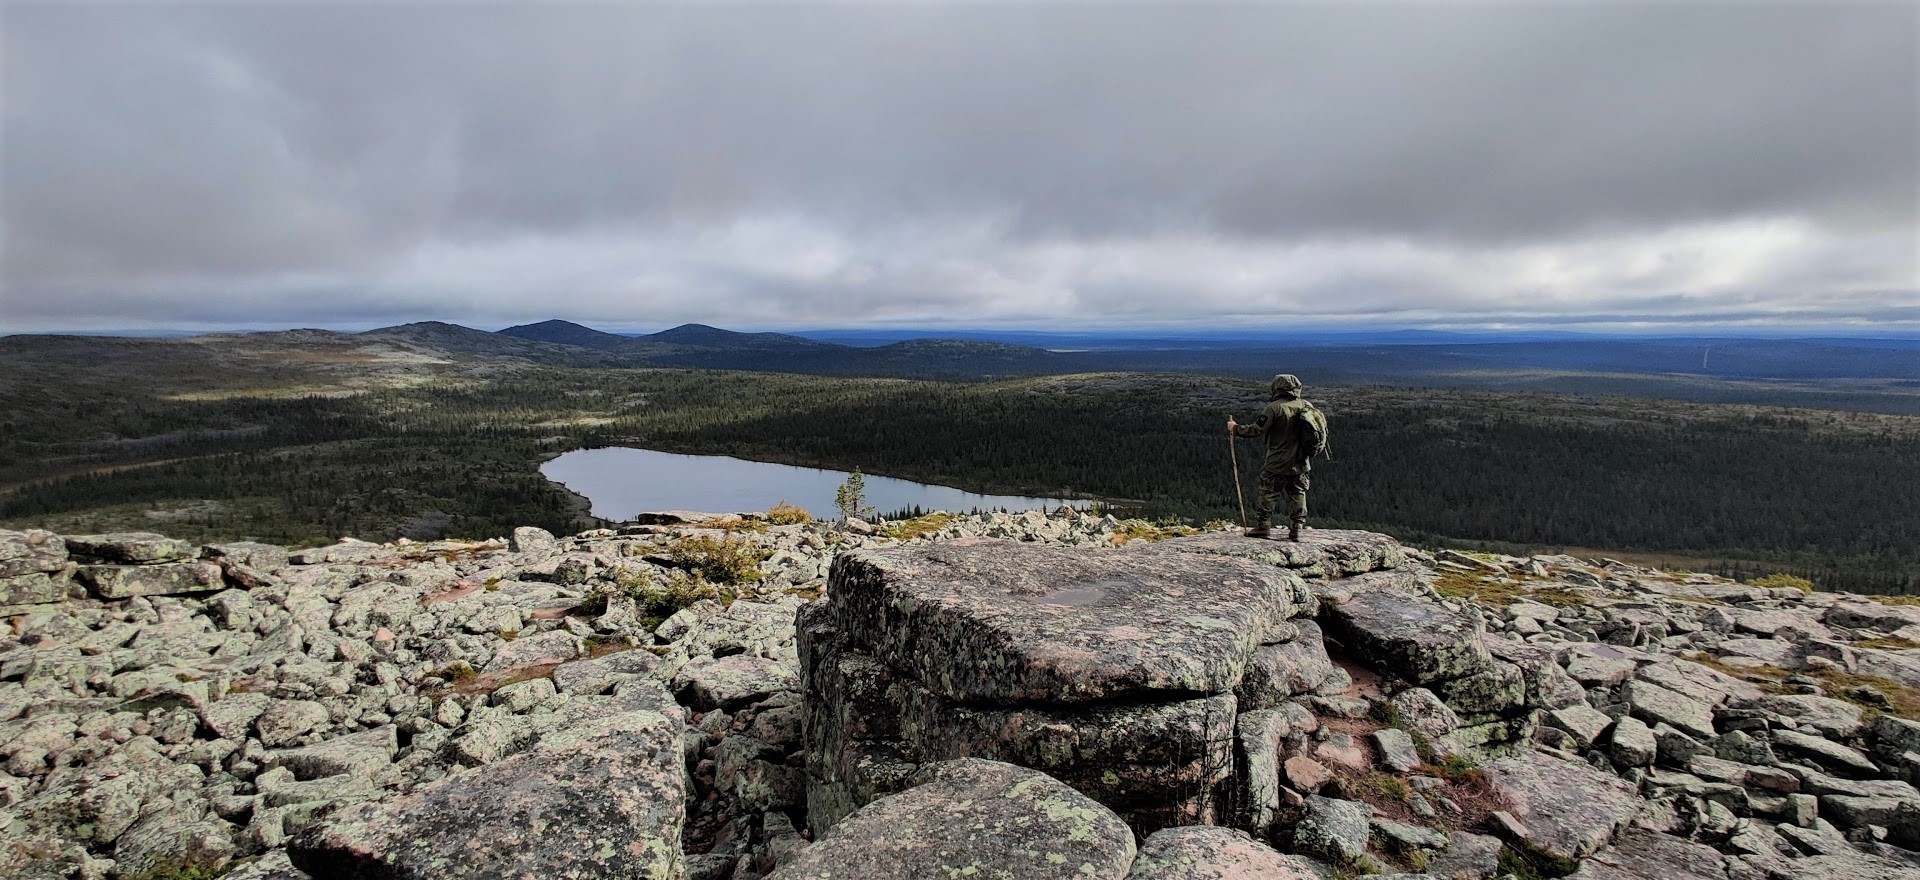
[3,2,1916,334]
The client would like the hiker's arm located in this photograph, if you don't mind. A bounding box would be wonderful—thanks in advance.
[1231,410,1270,438]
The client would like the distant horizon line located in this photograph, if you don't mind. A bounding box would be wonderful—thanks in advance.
[10,317,1920,343]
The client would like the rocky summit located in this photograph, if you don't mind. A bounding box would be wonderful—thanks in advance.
[3,510,1920,879]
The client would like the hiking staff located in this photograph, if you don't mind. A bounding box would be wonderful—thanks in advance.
[1227,415,1248,528]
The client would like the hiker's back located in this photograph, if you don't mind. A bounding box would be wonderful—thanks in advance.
[1257,396,1314,475]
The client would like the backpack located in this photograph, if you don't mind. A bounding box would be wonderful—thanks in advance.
[1297,403,1330,459]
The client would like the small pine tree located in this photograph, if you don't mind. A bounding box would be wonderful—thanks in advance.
[835,468,874,522]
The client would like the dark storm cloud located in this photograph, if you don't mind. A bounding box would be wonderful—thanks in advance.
[2,2,1915,331]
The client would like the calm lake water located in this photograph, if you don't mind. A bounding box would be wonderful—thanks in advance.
[540,447,1086,521]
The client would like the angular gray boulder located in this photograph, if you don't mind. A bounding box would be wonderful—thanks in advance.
[64,532,197,564]
[78,561,226,599]
[802,536,1334,834]
[770,759,1137,880]
[826,538,1310,703]
[290,704,685,879]
[1128,825,1323,879]
[1485,750,1642,863]
[1323,588,1492,686]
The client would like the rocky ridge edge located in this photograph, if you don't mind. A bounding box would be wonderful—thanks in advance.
[0,509,1917,879]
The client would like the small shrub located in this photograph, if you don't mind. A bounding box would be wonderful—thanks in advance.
[835,468,874,522]
[635,570,724,630]
[766,501,812,525]
[583,633,630,653]
[707,515,767,533]
[572,589,612,617]
[665,534,769,585]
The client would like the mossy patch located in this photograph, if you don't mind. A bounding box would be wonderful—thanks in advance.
[879,512,953,540]
[121,857,241,880]
[1692,656,1920,721]
[1497,843,1580,879]
[1854,636,1920,651]
[1431,568,1587,608]
[1108,517,1198,544]
[1745,573,1817,593]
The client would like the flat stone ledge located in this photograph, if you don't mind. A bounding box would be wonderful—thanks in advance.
[772,759,1137,880]
[826,538,1310,703]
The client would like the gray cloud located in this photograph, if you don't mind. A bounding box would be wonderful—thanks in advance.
[2,2,1915,332]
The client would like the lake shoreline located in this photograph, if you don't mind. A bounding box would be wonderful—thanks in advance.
[541,446,1091,522]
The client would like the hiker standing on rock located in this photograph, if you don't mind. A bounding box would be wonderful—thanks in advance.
[1228,374,1328,541]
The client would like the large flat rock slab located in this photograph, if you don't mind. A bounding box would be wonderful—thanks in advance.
[78,561,226,599]
[1159,529,1404,579]
[1323,587,1492,685]
[0,529,68,577]
[1567,828,1755,880]
[770,759,1137,880]
[1127,825,1322,879]
[897,683,1239,828]
[1485,750,1642,863]
[827,538,1310,703]
[290,706,685,879]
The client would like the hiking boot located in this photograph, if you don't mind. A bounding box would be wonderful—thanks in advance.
[1243,527,1271,539]
[1287,524,1302,542]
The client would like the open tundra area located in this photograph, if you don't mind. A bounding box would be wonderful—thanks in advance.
[5,509,1920,879]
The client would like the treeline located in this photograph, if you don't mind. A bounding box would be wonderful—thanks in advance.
[3,368,1917,593]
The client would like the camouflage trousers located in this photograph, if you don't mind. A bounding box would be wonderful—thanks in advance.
[1254,471,1309,528]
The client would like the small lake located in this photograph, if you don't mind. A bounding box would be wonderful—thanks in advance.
[541,447,1087,521]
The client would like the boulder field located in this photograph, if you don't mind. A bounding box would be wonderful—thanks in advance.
[1,509,1918,879]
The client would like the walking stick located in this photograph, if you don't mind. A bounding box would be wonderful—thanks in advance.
[1228,419,1248,528]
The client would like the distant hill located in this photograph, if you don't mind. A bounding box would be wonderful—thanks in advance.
[640,323,842,352]
[498,319,633,350]
[360,321,613,365]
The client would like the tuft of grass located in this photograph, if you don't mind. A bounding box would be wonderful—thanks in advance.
[1345,771,1412,803]
[765,501,812,525]
[879,512,953,540]
[664,533,769,585]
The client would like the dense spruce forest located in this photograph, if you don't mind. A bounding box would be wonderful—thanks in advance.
[3,365,1916,594]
